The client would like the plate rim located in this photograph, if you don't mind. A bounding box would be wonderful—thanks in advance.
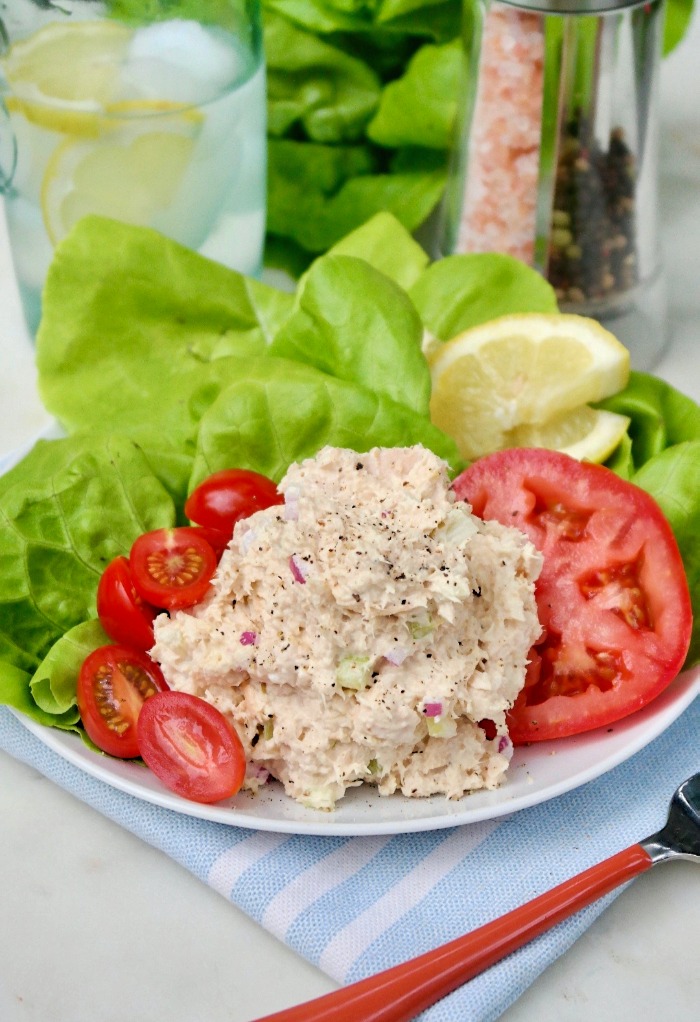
[12,664,700,836]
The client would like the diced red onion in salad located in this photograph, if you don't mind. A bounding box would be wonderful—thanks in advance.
[246,762,270,785]
[422,701,444,717]
[384,646,409,666]
[240,631,258,646]
[498,735,512,754]
[284,486,300,521]
[289,554,308,584]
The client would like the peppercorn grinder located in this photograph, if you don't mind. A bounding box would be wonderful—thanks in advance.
[437,0,667,370]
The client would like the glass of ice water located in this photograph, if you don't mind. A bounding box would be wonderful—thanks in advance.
[0,0,267,335]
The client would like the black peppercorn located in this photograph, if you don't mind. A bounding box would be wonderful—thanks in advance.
[547,111,638,305]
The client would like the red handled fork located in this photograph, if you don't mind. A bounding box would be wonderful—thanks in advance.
[252,772,700,1022]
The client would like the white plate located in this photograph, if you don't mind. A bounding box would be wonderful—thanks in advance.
[15,665,700,836]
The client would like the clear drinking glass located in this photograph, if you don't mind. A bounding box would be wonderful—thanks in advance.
[437,0,667,370]
[0,0,266,336]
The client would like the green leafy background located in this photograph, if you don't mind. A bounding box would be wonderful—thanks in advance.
[258,0,694,272]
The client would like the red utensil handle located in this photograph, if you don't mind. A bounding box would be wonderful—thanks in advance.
[252,842,653,1022]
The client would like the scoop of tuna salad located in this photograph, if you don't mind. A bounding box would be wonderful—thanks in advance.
[151,446,543,811]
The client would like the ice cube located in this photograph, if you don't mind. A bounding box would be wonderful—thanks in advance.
[122,20,245,105]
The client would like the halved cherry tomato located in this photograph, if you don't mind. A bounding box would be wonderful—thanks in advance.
[187,524,230,562]
[97,556,158,650]
[185,468,283,541]
[137,691,246,803]
[77,644,169,758]
[453,449,692,743]
[130,527,217,610]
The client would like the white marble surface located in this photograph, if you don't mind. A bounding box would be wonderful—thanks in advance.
[1,14,700,1020]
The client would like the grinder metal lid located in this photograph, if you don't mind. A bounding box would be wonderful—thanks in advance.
[497,0,654,14]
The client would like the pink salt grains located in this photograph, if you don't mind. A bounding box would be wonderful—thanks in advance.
[456,2,545,265]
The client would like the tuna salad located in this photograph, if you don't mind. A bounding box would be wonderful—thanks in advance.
[152,446,543,810]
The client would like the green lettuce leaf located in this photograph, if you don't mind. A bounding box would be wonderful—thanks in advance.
[598,371,700,471]
[372,0,461,37]
[664,0,694,53]
[37,216,292,380]
[633,442,700,668]
[0,435,175,673]
[30,619,109,717]
[265,13,381,142]
[267,139,446,252]
[409,252,559,341]
[36,217,294,483]
[0,661,80,729]
[603,432,634,481]
[270,254,430,414]
[263,0,376,34]
[263,233,318,277]
[367,39,462,150]
[263,0,459,39]
[325,211,429,290]
[190,355,462,486]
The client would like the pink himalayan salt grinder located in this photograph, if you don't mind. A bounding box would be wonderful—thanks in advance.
[437,0,668,370]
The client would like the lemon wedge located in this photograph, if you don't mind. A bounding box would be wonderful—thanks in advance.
[41,106,202,244]
[508,406,630,462]
[1,20,133,136]
[428,313,630,461]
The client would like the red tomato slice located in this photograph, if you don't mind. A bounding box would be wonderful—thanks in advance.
[130,527,217,610]
[137,691,246,804]
[453,449,692,743]
[97,556,158,650]
[77,644,168,758]
[185,468,283,541]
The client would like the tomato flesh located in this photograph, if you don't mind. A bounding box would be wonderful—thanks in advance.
[97,556,158,650]
[130,527,217,610]
[77,645,168,758]
[187,525,230,561]
[137,691,246,803]
[185,468,283,541]
[453,448,692,743]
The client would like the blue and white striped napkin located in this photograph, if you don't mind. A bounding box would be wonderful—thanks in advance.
[1,692,698,1022]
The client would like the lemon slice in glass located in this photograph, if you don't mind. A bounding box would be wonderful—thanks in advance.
[507,406,630,463]
[1,20,133,136]
[41,104,203,244]
[428,313,630,461]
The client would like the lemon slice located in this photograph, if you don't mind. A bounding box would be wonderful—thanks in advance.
[428,313,630,460]
[41,107,202,244]
[1,20,133,136]
[508,406,630,462]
